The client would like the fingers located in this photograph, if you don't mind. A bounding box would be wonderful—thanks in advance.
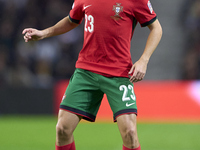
[22,28,32,35]
[22,28,42,42]
[129,71,145,83]
[22,29,30,42]
[128,66,134,75]
[24,32,32,42]
[22,28,34,42]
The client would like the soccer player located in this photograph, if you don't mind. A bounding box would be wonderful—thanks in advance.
[22,0,162,149]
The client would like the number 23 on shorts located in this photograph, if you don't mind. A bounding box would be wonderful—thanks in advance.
[119,84,136,107]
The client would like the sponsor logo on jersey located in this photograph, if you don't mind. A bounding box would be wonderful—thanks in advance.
[61,94,66,102]
[126,102,135,107]
[147,0,153,14]
[111,3,123,20]
[83,5,92,10]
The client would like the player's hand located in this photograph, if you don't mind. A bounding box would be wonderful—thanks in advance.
[22,28,44,42]
[129,59,147,83]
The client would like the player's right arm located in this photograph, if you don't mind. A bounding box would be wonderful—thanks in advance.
[22,16,79,42]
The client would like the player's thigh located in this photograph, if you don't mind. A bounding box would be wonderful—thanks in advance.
[117,114,138,136]
[117,114,140,148]
[117,113,137,129]
[56,109,82,133]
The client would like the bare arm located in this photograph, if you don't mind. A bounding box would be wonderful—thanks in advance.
[22,16,79,42]
[129,19,162,82]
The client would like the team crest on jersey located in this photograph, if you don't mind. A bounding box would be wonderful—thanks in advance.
[111,3,123,20]
[147,0,153,14]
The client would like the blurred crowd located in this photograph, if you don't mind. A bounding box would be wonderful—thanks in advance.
[0,0,200,88]
[0,0,83,88]
[181,0,200,80]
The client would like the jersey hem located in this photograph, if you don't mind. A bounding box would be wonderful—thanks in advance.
[76,61,131,78]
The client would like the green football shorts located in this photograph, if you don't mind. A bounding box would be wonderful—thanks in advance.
[60,68,137,122]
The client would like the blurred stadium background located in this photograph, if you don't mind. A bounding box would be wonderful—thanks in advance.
[0,0,200,150]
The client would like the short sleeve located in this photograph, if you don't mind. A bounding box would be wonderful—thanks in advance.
[69,0,84,24]
[134,0,157,27]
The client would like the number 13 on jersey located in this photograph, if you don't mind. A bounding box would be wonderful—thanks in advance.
[85,14,94,32]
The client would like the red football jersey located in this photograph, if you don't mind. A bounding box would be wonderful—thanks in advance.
[69,0,157,78]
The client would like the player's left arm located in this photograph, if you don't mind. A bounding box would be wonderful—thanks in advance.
[129,19,162,83]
